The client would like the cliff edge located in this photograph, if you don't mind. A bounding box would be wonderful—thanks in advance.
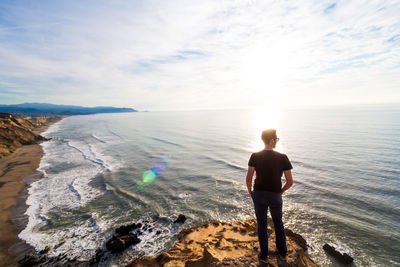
[0,113,61,159]
[128,219,317,267]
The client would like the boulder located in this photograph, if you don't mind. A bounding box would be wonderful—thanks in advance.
[323,243,354,265]
[115,223,140,235]
[174,214,187,224]
[18,253,42,266]
[106,234,141,253]
[90,249,105,264]
[286,229,307,251]
[38,246,50,255]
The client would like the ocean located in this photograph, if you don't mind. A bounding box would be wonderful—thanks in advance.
[18,106,400,266]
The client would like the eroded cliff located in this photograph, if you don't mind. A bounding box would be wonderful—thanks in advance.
[0,113,60,159]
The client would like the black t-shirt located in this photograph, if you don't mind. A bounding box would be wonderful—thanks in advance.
[248,150,292,193]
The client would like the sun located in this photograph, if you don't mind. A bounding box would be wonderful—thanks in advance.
[249,105,282,152]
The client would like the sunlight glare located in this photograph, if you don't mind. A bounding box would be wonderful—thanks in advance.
[240,41,292,104]
[249,105,282,151]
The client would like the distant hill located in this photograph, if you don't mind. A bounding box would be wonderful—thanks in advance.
[0,103,138,116]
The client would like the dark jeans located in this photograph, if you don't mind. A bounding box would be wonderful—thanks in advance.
[252,190,287,259]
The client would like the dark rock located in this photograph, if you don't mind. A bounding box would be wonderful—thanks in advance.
[115,223,140,235]
[36,135,50,141]
[286,229,307,251]
[53,241,65,250]
[19,247,90,266]
[174,214,187,224]
[38,246,50,255]
[38,255,48,264]
[106,236,124,252]
[90,249,105,264]
[323,243,354,265]
[156,230,162,235]
[18,253,42,266]
[156,253,170,263]
[106,234,141,253]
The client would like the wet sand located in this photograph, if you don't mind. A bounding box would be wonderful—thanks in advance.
[0,117,63,266]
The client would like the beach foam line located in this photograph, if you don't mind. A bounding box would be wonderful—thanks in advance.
[108,129,123,139]
[151,137,184,148]
[65,141,106,171]
[68,178,82,201]
[204,155,246,171]
[90,133,107,143]
[104,182,148,208]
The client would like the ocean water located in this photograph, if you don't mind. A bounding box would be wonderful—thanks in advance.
[19,106,400,266]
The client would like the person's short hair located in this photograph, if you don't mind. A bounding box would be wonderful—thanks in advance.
[261,129,277,145]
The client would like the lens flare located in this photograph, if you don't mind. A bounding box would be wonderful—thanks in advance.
[152,158,168,175]
[136,181,144,190]
[143,170,156,183]
[136,158,168,190]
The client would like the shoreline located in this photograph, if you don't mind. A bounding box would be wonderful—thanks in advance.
[0,116,64,266]
[9,171,45,260]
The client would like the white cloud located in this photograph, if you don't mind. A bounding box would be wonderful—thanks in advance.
[0,0,399,109]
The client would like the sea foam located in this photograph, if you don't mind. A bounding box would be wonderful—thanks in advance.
[19,119,121,258]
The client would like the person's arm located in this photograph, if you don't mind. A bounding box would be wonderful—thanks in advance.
[281,170,293,194]
[246,166,255,195]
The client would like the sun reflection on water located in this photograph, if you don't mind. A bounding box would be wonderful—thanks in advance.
[249,105,284,153]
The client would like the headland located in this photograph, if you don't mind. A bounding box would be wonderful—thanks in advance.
[127,219,317,267]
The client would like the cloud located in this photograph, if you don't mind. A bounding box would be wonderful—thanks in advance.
[0,0,399,110]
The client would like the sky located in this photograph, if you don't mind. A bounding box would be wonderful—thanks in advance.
[0,0,399,110]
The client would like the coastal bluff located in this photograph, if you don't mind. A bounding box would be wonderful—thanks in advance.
[128,219,317,267]
[0,113,61,159]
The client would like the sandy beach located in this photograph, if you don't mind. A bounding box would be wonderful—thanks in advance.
[0,117,63,266]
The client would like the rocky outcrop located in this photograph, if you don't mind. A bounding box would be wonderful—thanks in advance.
[16,214,317,266]
[0,113,61,159]
[18,214,188,266]
[91,214,188,264]
[173,214,187,224]
[323,243,354,265]
[127,219,317,267]
[106,234,141,253]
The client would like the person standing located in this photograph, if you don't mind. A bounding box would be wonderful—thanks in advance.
[246,129,293,263]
